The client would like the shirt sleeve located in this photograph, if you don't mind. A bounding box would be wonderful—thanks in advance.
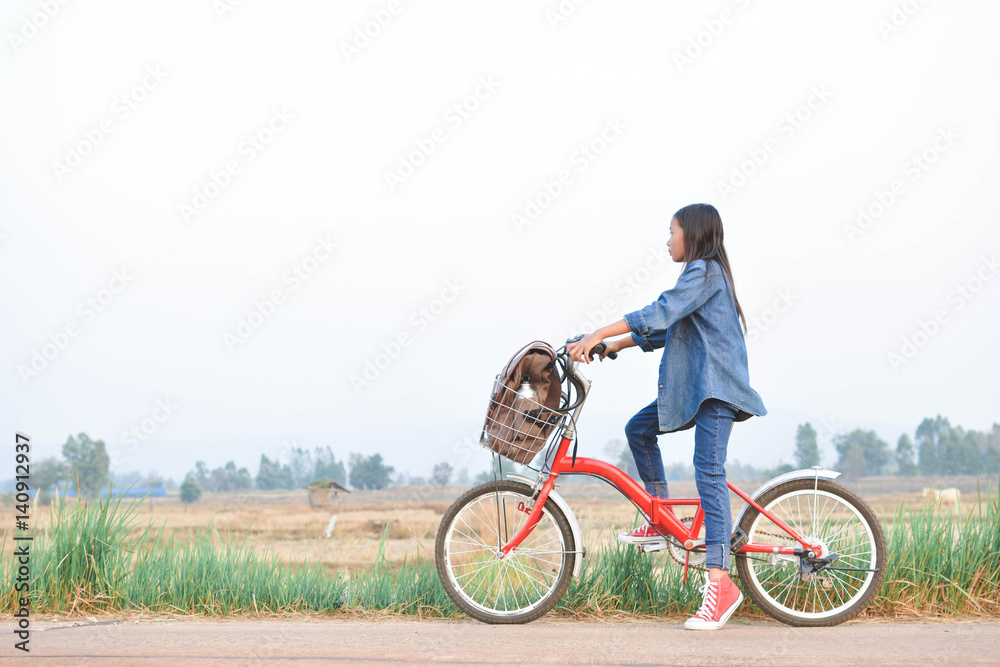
[630,329,666,352]
[624,260,717,348]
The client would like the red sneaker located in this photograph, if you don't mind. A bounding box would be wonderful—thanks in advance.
[617,523,667,544]
[684,574,743,630]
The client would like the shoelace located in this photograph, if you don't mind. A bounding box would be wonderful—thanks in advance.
[693,580,720,620]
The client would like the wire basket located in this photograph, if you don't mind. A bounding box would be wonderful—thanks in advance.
[480,377,565,465]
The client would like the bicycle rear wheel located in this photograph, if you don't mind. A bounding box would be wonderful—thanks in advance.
[435,480,575,624]
[735,479,886,627]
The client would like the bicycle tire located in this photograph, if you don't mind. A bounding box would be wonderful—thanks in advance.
[735,479,886,627]
[435,480,576,624]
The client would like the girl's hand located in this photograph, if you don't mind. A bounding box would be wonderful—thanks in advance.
[601,337,625,359]
[566,333,604,364]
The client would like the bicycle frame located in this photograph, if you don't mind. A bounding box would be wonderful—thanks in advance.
[497,353,815,560]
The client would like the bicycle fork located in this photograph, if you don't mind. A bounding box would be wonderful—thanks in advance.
[498,475,557,557]
[500,472,587,578]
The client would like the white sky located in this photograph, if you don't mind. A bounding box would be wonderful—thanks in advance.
[2,1,999,482]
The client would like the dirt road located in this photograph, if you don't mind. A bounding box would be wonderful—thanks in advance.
[3,617,997,666]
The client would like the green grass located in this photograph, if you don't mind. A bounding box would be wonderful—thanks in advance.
[3,483,999,619]
[875,480,1000,616]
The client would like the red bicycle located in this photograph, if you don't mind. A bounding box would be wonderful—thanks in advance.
[435,338,886,626]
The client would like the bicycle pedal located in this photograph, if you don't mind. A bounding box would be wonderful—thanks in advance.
[639,540,671,553]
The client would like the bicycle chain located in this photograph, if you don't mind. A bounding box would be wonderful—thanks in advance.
[664,521,796,571]
[665,517,707,571]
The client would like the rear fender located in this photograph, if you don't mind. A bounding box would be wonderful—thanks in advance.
[732,467,842,532]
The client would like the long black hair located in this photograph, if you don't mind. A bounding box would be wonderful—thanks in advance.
[673,203,747,334]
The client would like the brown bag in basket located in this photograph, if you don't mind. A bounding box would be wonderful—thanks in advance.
[480,341,563,464]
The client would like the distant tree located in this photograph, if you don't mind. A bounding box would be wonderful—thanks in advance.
[32,457,67,504]
[948,429,983,476]
[256,454,284,490]
[33,457,67,492]
[665,462,696,481]
[186,460,251,493]
[408,476,427,486]
[605,439,638,478]
[141,470,166,488]
[726,459,764,482]
[895,433,918,477]
[219,461,252,491]
[834,429,889,476]
[209,467,228,493]
[984,424,1000,476]
[312,447,347,487]
[937,426,964,475]
[842,442,868,479]
[62,433,110,495]
[474,457,516,484]
[432,462,453,487]
[760,463,795,479]
[348,453,395,490]
[194,460,210,486]
[916,416,949,475]
[180,476,202,505]
[286,447,314,489]
[115,469,144,486]
[794,423,820,469]
[915,416,989,476]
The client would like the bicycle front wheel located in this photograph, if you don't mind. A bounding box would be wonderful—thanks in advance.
[435,480,576,624]
[735,479,886,627]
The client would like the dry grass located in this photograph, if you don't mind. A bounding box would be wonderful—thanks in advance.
[5,475,993,577]
[2,474,998,621]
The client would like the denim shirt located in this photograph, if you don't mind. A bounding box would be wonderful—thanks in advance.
[623,258,767,433]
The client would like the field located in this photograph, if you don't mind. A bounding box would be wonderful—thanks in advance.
[3,473,997,619]
[6,474,994,574]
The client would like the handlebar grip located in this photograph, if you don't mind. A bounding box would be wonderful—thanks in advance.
[590,342,617,361]
[565,334,617,360]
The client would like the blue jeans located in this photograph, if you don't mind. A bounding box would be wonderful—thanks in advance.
[625,397,737,570]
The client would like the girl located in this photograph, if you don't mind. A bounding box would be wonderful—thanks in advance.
[566,203,766,631]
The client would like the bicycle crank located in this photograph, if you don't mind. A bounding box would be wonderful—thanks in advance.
[665,517,707,572]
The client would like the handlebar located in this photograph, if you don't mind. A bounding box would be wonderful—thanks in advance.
[562,334,618,362]
[591,341,617,361]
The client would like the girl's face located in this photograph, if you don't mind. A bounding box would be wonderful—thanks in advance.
[667,217,685,262]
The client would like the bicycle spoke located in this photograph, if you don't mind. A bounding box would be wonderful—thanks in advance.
[468,501,500,544]
[453,525,494,552]
[506,556,543,591]
[507,557,548,602]
[454,559,500,582]
[441,487,570,619]
[507,556,559,582]
[456,511,495,547]
[737,484,884,624]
